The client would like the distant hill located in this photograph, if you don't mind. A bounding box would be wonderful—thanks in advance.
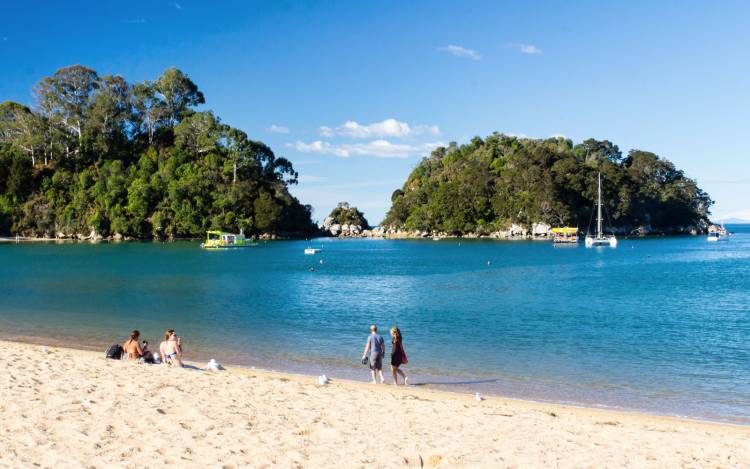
[721,218,750,224]
[383,134,713,235]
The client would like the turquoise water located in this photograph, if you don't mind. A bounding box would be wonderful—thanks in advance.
[1,228,749,423]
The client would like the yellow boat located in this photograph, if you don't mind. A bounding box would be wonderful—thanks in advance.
[200,230,258,249]
[552,227,579,244]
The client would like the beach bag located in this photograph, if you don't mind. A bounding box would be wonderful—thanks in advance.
[105,343,123,360]
[401,343,408,365]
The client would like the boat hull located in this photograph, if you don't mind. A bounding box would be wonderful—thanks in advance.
[585,236,617,247]
[201,243,258,249]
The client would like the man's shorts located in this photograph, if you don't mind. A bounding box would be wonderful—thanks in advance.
[369,355,383,370]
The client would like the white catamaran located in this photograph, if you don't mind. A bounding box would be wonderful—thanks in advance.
[585,173,618,248]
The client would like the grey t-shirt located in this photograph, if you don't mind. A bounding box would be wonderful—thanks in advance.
[368,333,385,360]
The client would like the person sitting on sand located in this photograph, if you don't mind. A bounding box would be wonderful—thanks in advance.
[159,330,172,364]
[159,329,183,367]
[390,327,409,386]
[122,330,144,361]
[362,324,386,384]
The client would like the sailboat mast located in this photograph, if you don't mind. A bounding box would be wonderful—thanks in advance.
[597,172,603,238]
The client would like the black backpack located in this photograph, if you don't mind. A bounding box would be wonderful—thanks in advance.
[105,343,123,360]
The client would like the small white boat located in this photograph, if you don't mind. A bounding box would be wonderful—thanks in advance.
[707,225,729,242]
[304,247,322,255]
[585,173,617,248]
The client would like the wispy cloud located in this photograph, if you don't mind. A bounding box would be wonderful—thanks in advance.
[437,44,481,60]
[297,175,327,183]
[1,37,7,42]
[288,139,444,159]
[292,159,322,166]
[318,118,440,139]
[267,124,290,134]
[122,18,147,24]
[174,2,183,10]
[505,43,542,55]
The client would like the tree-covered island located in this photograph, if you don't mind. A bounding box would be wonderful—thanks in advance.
[383,134,712,237]
[0,65,317,239]
[0,66,714,241]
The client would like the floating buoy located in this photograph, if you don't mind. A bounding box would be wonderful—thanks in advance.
[319,259,324,264]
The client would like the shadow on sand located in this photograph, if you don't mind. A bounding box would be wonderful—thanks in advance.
[410,378,498,386]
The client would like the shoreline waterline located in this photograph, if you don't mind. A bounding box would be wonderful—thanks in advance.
[3,334,746,428]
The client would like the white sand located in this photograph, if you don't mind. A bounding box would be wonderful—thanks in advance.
[0,340,748,468]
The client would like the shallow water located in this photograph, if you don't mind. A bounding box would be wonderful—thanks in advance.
[1,227,749,423]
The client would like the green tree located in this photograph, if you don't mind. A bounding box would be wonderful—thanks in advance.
[154,67,205,127]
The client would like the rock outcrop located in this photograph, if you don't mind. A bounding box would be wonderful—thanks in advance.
[321,202,370,237]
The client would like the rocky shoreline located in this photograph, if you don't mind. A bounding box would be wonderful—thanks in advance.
[320,222,712,240]
[1,221,714,243]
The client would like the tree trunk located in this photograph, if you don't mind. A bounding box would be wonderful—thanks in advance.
[233,160,237,185]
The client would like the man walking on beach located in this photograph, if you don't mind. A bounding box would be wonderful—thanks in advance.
[362,324,386,384]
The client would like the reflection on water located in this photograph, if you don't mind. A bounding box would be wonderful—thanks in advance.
[1,228,750,423]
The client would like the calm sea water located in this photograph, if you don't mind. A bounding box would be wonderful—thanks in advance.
[1,227,749,423]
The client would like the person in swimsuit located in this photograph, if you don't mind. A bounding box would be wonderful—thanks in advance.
[159,329,183,367]
[122,330,144,361]
[361,324,386,384]
[390,327,409,385]
[159,329,172,364]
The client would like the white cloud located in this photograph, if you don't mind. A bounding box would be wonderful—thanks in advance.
[437,44,481,60]
[267,124,290,134]
[317,118,440,139]
[288,139,444,158]
[505,43,542,55]
[174,2,182,9]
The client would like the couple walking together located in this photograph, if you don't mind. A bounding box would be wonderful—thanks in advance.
[361,325,408,385]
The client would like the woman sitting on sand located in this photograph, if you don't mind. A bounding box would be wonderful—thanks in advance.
[159,329,183,367]
[390,327,408,385]
[122,330,144,361]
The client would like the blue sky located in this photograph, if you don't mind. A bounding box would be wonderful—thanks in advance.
[1,1,749,223]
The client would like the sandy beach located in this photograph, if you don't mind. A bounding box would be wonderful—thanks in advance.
[0,340,748,468]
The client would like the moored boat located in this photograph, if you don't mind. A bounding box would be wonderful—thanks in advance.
[304,247,322,255]
[585,173,617,248]
[707,224,730,242]
[552,227,579,244]
[200,230,258,249]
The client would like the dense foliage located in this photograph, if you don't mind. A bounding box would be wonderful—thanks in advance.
[326,202,370,229]
[384,134,712,234]
[0,65,317,238]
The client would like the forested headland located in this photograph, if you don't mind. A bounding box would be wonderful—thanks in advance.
[383,134,712,236]
[0,65,317,239]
